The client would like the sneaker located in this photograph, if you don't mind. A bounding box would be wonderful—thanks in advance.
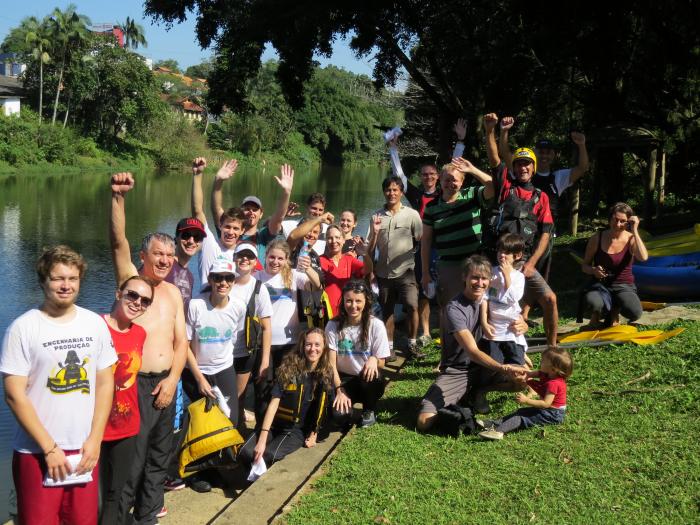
[385,352,398,363]
[187,474,212,493]
[156,507,168,519]
[470,389,491,415]
[164,477,185,491]
[405,342,426,360]
[478,428,504,441]
[417,334,432,348]
[360,410,376,428]
[475,419,495,431]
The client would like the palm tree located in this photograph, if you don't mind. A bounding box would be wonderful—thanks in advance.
[120,17,148,50]
[1,16,52,123]
[47,4,91,125]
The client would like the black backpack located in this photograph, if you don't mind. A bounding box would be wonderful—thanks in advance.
[435,404,478,437]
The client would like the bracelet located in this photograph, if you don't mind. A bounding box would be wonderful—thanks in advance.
[260,428,270,432]
[44,443,58,456]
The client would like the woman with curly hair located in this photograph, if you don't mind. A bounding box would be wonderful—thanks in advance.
[238,328,335,469]
[325,279,390,428]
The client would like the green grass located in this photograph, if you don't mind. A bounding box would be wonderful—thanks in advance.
[283,319,700,525]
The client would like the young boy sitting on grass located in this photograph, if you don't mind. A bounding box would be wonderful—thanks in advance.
[478,346,572,440]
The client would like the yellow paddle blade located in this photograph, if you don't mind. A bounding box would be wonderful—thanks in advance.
[630,327,685,345]
[559,331,599,343]
[594,325,638,341]
[641,301,667,311]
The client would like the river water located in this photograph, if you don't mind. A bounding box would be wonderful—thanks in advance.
[0,163,387,520]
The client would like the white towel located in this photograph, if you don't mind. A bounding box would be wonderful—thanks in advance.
[43,454,93,487]
[247,457,268,482]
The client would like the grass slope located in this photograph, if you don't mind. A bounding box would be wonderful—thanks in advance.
[283,319,700,525]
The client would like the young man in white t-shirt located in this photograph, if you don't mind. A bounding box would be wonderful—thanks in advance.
[0,246,116,524]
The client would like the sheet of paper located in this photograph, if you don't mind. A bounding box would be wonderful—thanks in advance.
[246,457,267,482]
[43,453,93,487]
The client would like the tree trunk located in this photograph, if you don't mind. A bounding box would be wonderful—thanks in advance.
[51,51,66,126]
[38,59,44,125]
[657,150,666,217]
[570,184,580,235]
[62,97,70,128]
[644,148,657,224]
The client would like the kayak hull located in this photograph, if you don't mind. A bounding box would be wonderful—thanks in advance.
[633,251,700,299]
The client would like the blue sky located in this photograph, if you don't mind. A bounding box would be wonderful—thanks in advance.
[0,0,376,75]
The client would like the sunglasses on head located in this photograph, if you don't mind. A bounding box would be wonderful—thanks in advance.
[210,273,235,283]
[180,231,204,242]
[342,281,368,294]
[123,289,153,308]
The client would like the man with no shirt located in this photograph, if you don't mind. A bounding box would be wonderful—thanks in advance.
[110,172,188,524]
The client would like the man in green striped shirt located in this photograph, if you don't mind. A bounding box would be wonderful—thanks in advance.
[421,158,494,340]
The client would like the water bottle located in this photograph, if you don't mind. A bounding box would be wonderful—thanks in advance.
[297,241,310,270]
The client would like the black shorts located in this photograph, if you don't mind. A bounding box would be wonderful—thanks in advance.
[233,354,256,374]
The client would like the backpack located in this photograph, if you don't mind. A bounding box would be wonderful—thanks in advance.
[435,404,478,437]
[484,186,542,256]
[244,280,263,355]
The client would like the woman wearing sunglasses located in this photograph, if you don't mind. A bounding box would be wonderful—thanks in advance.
[99,276,154,525]
[325,279,390,428]
[181,256,246,425]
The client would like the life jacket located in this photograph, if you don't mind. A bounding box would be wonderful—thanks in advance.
[533,172,560,219]
[297,289,332,329]
[178,397,244,478]
[274,377,330,433]
[485,186,541,256]
[244,280,263,355]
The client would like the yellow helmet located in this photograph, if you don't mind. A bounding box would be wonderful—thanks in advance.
[512,147,537,173]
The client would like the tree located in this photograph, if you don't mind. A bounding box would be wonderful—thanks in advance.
[119,16,148,50]
[46,4,91,126]
[185,59,213,79]
[154,59,180,73]
[2,16,52,123]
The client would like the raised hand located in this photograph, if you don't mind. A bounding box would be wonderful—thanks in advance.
[371,214,383,235]
[628,215,640,231]
[192,157,207,176]
[275,164,294,193]
[451,157,474,173]
[501,116,515,131]
[285,202,301,217]
[499,256,513,275]
[111,172,135,195]
[215,159,238,181]
[321,211,335,224]
[453,118,467,141]
[483,113,499,132]
[353,236,368,256]
[570,131,586,145]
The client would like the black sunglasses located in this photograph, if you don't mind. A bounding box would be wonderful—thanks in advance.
[123,289,153,308]
[342,280,368,293]
[180,231,204,242]
[210,273,235,283]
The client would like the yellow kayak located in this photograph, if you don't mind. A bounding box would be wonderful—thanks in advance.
[558,325,684,346]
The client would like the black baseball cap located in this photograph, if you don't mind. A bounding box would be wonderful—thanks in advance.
[535,139,556,150]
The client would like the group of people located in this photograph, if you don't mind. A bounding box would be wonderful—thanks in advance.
[1,114,651,524]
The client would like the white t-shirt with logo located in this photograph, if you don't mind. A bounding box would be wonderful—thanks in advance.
[0,307,117,453]
[325,317,390,376]
[535,168,573,196]
[229,278,273,358]
[485,267,527,346]
[198,221,236,290]
[255,269,310,345]
[187,295,247,375]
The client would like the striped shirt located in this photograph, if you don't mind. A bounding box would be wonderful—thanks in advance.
[423,186,488,266]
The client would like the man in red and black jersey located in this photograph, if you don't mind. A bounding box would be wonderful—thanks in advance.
[483,113,559,347]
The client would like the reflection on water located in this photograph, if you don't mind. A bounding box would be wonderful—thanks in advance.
[0,163,387,520]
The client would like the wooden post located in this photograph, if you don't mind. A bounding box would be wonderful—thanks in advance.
[644,148,657,224]
[657,150,666,217]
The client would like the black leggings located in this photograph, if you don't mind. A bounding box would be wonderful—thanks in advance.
[181,364,239,427]
[99,436,137,525]
[339,372,385,411]
[238,427,306,468]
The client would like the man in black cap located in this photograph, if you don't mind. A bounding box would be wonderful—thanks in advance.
[166,217,206,307]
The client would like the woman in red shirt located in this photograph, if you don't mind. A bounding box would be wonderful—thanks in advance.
[100,276,153,525]
[319,224,372,318]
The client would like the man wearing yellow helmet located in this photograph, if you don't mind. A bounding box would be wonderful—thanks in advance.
[482,113,558,349]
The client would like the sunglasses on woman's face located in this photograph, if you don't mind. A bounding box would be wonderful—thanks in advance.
[123,289,153,308]
[210,273,235,283]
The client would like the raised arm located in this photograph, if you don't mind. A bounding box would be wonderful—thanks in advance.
[191,157,208,225]
[287,212,334,251]
[452,117,467,158]
[210,159,239,227]
[366,214,382,255]
[110,172,139,286]
[569,132,590,184]
[268,164,294,235]
[499,117,514,168]
[354,238,374,279]
[388,136,409,193]
[451,157,494,200]
[628,216,649,262]
[483,113,501,168]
